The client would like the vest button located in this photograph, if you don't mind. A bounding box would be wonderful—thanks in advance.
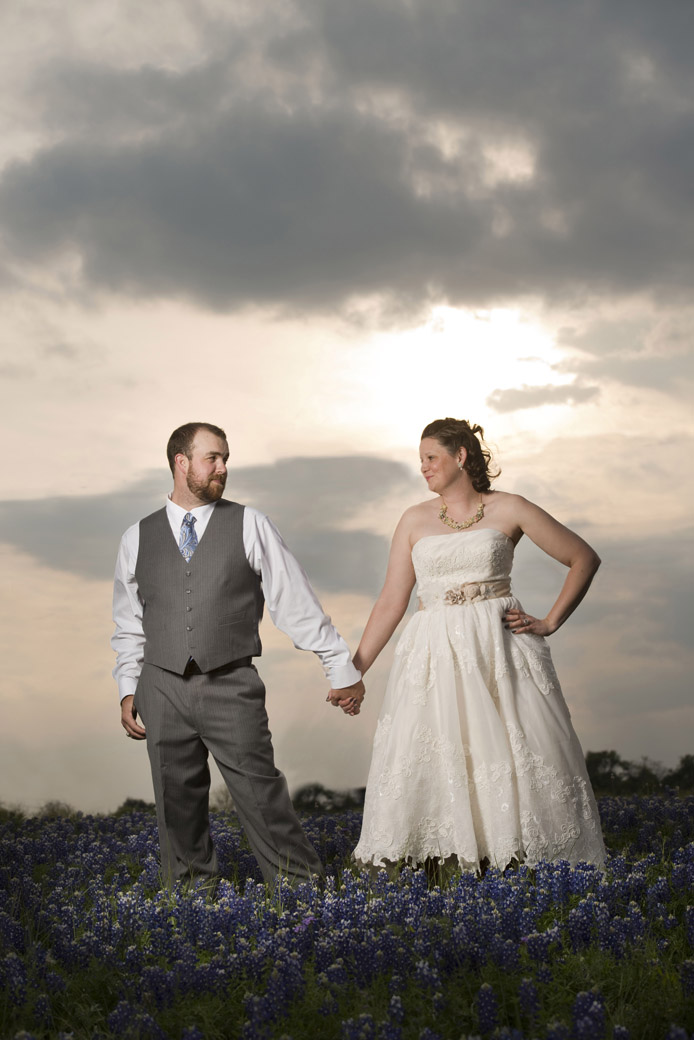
[185,571,191,576]
[186,606,192,612]
[186,626,193,632]
[186,589,191,594]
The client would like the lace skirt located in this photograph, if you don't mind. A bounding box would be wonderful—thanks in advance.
[354,597,606,871]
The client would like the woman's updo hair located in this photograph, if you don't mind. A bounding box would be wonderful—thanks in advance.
[421,418,499,493]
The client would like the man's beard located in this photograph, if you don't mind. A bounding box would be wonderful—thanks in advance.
[186,471,226,503]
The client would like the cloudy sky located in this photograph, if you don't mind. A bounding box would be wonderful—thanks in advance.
[1,0,692,813]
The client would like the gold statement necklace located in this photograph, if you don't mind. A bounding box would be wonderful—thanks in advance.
[438,497,485,531]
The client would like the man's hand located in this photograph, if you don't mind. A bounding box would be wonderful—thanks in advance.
[121,695,147,740]
[326,679,365,716]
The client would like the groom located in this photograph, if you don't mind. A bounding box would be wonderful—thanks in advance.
[112,421,365,885]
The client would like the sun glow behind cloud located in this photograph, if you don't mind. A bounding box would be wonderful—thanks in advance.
[331,306,572,448]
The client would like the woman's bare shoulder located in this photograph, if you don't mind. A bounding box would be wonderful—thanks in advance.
[406,497,439,516]
[499,490,562,522]
[487,489,536,517]
[398,498,438,524]
[489,489,530,505]
[394,499,439,539]
[483,490,536,542]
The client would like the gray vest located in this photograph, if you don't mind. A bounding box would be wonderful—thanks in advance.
[135,500,264,674]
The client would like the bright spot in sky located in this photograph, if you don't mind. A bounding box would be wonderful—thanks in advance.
[332,306,567,448]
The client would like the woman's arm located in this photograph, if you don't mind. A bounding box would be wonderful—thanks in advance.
[504,496,601,637]
[353,513,417,674]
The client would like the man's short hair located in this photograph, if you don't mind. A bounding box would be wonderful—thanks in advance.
[166,422,228,475]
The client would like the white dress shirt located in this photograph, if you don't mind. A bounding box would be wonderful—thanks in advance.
[111,497,361,701]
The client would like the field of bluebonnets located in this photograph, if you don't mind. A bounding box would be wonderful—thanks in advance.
[2,791,694,1040]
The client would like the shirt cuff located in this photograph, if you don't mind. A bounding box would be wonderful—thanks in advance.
[118,675,140,702]
[327,662,362,689]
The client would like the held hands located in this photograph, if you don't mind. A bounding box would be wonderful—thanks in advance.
[503,609,556,638]
[121,695,147,740]
[326,678,366,717]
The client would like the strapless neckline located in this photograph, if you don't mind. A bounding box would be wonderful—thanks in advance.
[413,528,514,550]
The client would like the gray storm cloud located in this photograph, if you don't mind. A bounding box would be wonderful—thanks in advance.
[0,456,417,595]
[0,0,693,318]
[487,382,600,413]
[556,318,694,395]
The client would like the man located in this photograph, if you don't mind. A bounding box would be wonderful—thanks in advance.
[112,422,365,886]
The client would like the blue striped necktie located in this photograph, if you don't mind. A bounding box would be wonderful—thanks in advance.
[179,513,198,561]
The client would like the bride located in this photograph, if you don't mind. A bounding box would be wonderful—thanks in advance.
[349,417,606,872]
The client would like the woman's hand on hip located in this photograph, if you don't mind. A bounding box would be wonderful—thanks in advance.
[503,608,555,638]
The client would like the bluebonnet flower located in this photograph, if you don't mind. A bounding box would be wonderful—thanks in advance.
[107,1000,139,1035]
[476,982,498,1034]
[1,951,28,1005]
[388,995,404,1024]
[492,935,520,971]
[549,860,573,904]
[685,906,694,949]
[388,973,403,996]
[571,990,606,1040]
[525,925,562,963]
[377,1024,402,1040]
[107,1000,170,1039]
[326,959,346,984]
[646,877,670,906]
[431,991,446,1015]
[664,1029,689,1040]
[426,888,446,917]
[0,910,25,952]
[545,1022,570,1040]
[518,977,539,1023]
[415,959,441,991]
[680,959,694,997]
[31,992,52,1026]
[320,993,339,1017]
[139,964,176,1009]
[625,902,645,942]
[566,901,593,951]
[44,969,66,993]
[341,1014,377,1039]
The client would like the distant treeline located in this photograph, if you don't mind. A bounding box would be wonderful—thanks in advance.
[585,750,694,796]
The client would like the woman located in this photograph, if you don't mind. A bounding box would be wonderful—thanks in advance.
[352,418,606,872]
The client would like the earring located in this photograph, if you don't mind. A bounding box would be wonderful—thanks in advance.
[457,460,464,470]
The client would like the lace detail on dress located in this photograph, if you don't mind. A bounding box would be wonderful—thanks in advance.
[509,641,561,696]
[354,529,606,871]
[412,530,514,583]
[370,721,468,800]
[356,721,603,869]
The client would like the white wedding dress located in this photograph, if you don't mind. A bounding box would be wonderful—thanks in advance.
[354,529,606,871]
